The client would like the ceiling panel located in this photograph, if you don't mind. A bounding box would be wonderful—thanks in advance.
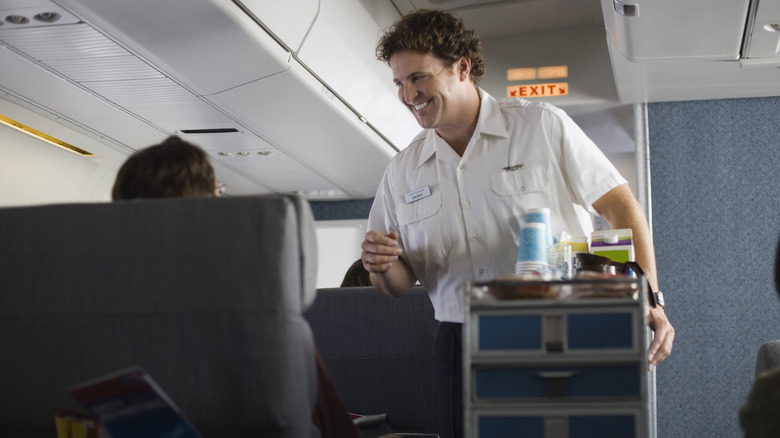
[393,0,604,40]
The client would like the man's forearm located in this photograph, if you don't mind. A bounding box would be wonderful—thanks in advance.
[370,258,417,297]
[593,184,659,291]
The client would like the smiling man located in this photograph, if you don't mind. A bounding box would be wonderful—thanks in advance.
[390,49,479,155]
[360,9,674,438]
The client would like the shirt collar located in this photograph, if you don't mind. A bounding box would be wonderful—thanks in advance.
[477,88,509,139]
[413,88,508,169]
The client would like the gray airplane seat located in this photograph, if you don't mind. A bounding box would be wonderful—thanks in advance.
[0,194,320,438]
[305,286,440,435]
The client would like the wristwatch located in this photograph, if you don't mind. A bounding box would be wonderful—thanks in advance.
[652,291,665,309]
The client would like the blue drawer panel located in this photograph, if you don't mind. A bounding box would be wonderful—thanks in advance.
[478,415,543,438]
[570,415,636,438]
[478,314,542,350]
[475,365,640,399]
[476,414,635,438]
[568,313,633,349]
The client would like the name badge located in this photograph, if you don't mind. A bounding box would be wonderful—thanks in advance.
[404,185,432,204]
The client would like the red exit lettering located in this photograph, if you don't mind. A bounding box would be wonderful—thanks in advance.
[507,82,568,98]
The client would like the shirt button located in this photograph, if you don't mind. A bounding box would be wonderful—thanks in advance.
[479,268,485,275]
[459,164,465,170]
[465,199,471,206]
[471,233,478,240]
[520,185,526,192]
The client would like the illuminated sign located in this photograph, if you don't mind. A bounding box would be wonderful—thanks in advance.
[507,65,568,81]
[507,83,569,98]
[507,67,537,81]
[538,65,568,79]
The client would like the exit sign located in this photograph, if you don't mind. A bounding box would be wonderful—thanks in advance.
[508,82,568,98]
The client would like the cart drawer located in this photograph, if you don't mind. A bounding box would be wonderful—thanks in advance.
[475,412,638,438]
[473,364,641,400]
[475,310,638,354]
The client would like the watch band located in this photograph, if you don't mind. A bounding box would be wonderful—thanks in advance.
[652,291,665,309]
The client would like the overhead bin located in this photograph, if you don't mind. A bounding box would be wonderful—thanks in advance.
[742,0,780,61]
[235,0,319,54]
[601,0,780,104]
[237,0,419,155]
[57,0,294,96]
[29,0,415,199]
[208,56,398,199]
[602,0,751,62]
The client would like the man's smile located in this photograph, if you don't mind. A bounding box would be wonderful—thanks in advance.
[413,100,431,111]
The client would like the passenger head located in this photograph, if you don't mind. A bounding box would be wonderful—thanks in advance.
[112,136,219,200]
[340,259,372,287]
[376,9,486,84]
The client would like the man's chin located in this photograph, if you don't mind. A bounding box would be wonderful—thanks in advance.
[414,117,434,130]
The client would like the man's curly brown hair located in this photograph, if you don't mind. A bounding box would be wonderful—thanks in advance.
[376,9,486,84]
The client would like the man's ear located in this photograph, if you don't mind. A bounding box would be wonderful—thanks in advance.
[457,56,472,81]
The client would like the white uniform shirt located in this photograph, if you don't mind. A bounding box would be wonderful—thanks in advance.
[368,89,627,323]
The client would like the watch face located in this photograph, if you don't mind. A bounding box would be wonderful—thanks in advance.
[655,292,665,308]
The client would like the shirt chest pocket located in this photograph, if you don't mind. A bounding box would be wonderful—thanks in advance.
[490,165,549,196]
[397,190,451,262]
[398,190,442,225]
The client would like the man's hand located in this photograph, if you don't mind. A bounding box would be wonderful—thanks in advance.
[593,184,675,370]
[647,306,675,371]
[361,231,402,273]
[361,231,416,297]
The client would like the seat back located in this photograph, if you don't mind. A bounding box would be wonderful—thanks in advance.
[0,195,320,438]
[304,286,439,434]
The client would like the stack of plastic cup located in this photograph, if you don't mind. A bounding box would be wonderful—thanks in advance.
[526,207,553,247]
[515,222,548,274]
[526,207,555,265]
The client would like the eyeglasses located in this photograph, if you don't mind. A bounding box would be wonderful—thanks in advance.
[216,181,226,196]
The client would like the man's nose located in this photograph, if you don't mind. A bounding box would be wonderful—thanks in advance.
[401,83,418,104]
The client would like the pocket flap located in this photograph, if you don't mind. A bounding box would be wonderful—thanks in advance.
[491,165,549,196]
[398,190,442,226]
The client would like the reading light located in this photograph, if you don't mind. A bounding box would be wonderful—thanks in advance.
[217,151,272,157]
[33,12,61,23]
[0,114,94,157]
[5,15,29,25]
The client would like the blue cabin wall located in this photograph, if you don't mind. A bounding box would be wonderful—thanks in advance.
[650,96,780,438]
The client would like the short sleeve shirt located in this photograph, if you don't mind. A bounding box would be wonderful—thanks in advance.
[368,89,627,323]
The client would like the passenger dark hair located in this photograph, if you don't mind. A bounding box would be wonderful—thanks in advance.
[340,259,372,287]
[376,8,486,84]
[112,136,217,200]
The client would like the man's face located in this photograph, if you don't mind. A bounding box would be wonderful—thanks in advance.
[390,51,465,131]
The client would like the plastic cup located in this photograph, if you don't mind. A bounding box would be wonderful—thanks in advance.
[517,222,548,264]
[526,207,553,247]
